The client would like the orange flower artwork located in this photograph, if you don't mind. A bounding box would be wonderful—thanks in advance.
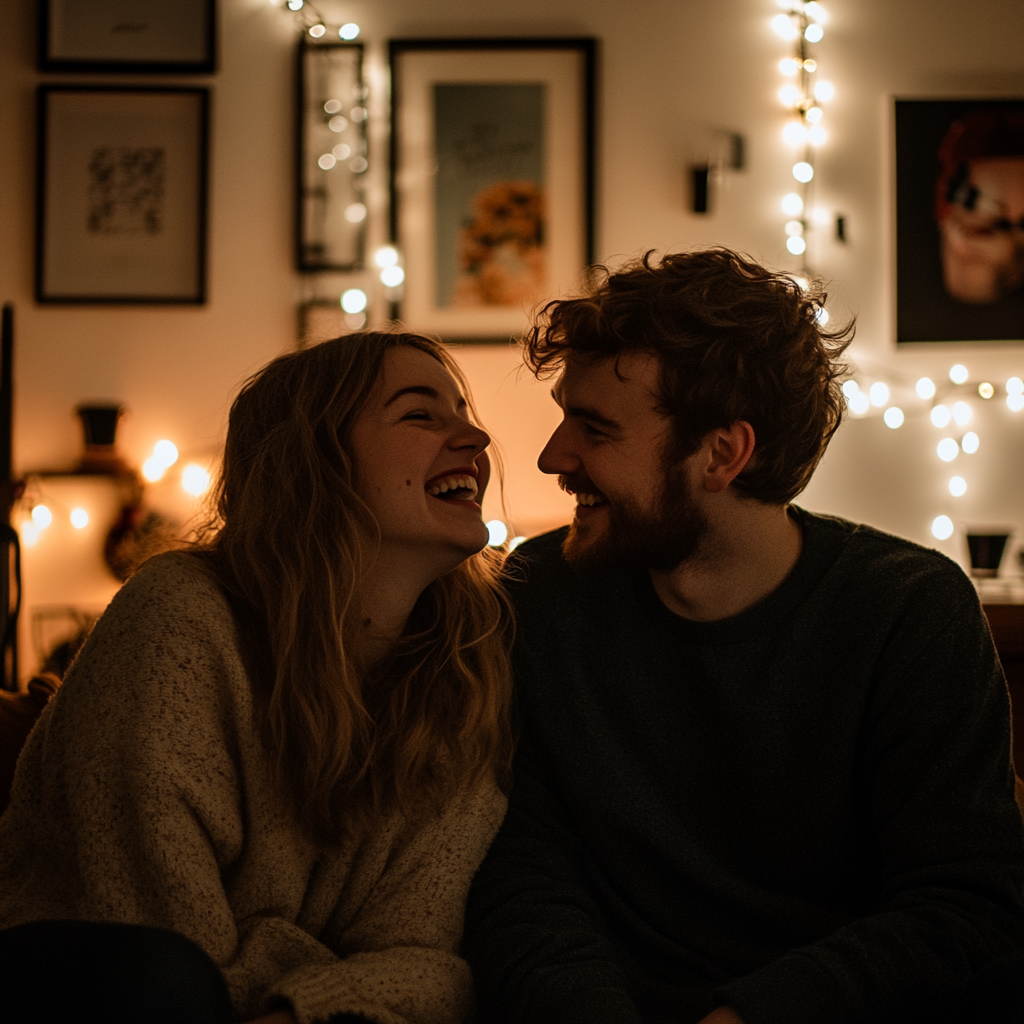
[451,180,547,307]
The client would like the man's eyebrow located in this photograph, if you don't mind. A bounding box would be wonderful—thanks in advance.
[550,387,620,430]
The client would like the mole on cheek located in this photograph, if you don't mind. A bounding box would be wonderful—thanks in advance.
[406,479,412,486]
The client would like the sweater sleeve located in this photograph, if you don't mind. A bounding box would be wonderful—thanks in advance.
[717,580,1024,1024]
[261,780,508,1024]
[0,555,506,1024]
[464,733,645,1024]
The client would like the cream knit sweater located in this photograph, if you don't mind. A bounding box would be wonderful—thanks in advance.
[0,553,507,1024]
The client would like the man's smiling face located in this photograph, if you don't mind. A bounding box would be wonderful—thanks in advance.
[538,351,709,572]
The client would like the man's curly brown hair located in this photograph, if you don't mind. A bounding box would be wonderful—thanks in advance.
[524,248,854,505]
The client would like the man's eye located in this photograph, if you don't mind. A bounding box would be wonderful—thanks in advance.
[582,422,606,438]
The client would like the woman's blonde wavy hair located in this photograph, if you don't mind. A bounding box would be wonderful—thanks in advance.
[196,332,512,845]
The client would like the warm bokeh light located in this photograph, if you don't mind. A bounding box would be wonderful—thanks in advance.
[951,401,972,427]
[308,23,326,38]
[842,380,859,398]
[793,161,814,182]
[936,438,959,462]
[931,515,954,540]
[949,364,969,384]
[961,431,980,454]
[930,405,951,428]
[338,22,360,40]
[70,507,89,529]
[181,463,212,498]
[785,219,804,235]
[154,440,179,467]
[344,203,367,223]
[341,288,367,314]
[783,121,807,145]
[380,265,405,287]
[948,476,967,497]
[813,81,835,102]
[786,236,806,255]
[805,105,823,124]
[808,125,827,146]
[772,13,798,39]
[32,504,52,528]
[1009,394,1024,412]
[1007,376,1024,395]
[869,382,889,407]
[916,377,936,399]
[978,382,994,399]
[374,246,399,268]
[815,307,830,325]
[779,57,798,75]
[782,192,804,216]
[804,24,824,42]
[317,154,336,170]
[486,520,509,547]
[848,392,870,415]
[778,85,801,107]
[509,535,527,551]
[142,457,165,482]
[883,407,904,429]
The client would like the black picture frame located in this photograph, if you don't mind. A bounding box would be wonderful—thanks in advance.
[389,37,596,341]
[296,40,368,272]
[39,0,217,74]
[894,97,1024,344]
[35,86,210,305]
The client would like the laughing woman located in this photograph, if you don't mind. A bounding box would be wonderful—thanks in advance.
[0,334,512,1024]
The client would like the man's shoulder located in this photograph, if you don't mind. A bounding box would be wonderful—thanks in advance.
[798,508,977,608]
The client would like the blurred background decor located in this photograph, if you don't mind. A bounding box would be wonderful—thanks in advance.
[389,37,595,341]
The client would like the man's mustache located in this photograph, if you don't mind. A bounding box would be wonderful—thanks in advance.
[558,474,604,497]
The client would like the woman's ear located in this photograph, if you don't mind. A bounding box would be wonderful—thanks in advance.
[698,421,756,494]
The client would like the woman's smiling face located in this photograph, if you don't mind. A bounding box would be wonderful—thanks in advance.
[350,345,492,573]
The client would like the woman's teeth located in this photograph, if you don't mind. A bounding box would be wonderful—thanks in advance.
[427,475,478,499]
[575,492,606,506]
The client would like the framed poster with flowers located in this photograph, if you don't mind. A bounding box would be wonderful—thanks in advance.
[389,38,595,342]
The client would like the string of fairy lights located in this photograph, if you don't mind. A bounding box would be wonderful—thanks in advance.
[842,367,1024,541]
[772,1,833,269]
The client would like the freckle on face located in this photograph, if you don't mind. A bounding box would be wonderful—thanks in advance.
[405,479,411,486]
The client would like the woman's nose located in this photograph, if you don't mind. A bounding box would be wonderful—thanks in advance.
[451,421,490,453]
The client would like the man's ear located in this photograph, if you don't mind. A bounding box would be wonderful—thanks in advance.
[697,421,756,494]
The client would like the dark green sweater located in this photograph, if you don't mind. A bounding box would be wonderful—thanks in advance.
[465,509,1024,1024]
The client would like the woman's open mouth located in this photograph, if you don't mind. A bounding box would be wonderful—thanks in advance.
[426,472,479,504]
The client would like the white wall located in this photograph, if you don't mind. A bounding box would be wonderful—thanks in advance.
[1,0,1023,650]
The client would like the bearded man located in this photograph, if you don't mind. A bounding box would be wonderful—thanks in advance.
[464,249,1024,1024]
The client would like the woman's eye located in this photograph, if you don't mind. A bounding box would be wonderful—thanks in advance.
[401,410,431,421]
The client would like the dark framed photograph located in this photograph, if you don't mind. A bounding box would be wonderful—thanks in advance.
[297,41,368,272]
[36,86,209,304]
[894,98,1024,343]
[389,38,596,341]
[39,0,216,74]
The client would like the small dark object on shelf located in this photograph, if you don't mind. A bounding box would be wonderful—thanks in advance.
[105,503,179,582]
[76,404,127,474]
[966,532,1010,578]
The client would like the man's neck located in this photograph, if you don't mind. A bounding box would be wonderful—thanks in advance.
[650,502,803,622]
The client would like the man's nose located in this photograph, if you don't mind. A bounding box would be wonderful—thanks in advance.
[537,420,576,476]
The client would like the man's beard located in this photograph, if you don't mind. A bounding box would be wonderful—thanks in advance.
[561,465,709,574]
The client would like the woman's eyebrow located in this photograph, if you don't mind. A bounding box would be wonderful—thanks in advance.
[383,385,439,407]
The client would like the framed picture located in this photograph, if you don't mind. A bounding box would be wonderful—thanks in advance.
[39,0,216,74]
[297,42,368,271]
[389,38,596,341]
[36,86,209,304]
[894,98,1024,343]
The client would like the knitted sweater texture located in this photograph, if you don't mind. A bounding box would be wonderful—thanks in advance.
[0,552,507,1024]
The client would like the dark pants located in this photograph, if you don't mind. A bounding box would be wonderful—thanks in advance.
[0,919,233,1023]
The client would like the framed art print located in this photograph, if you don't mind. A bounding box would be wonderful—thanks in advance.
[389,38,596,341]
[894,98,1024,343]
[40,0,216,74]
[297,41,368,271]
[36,87,209,304]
